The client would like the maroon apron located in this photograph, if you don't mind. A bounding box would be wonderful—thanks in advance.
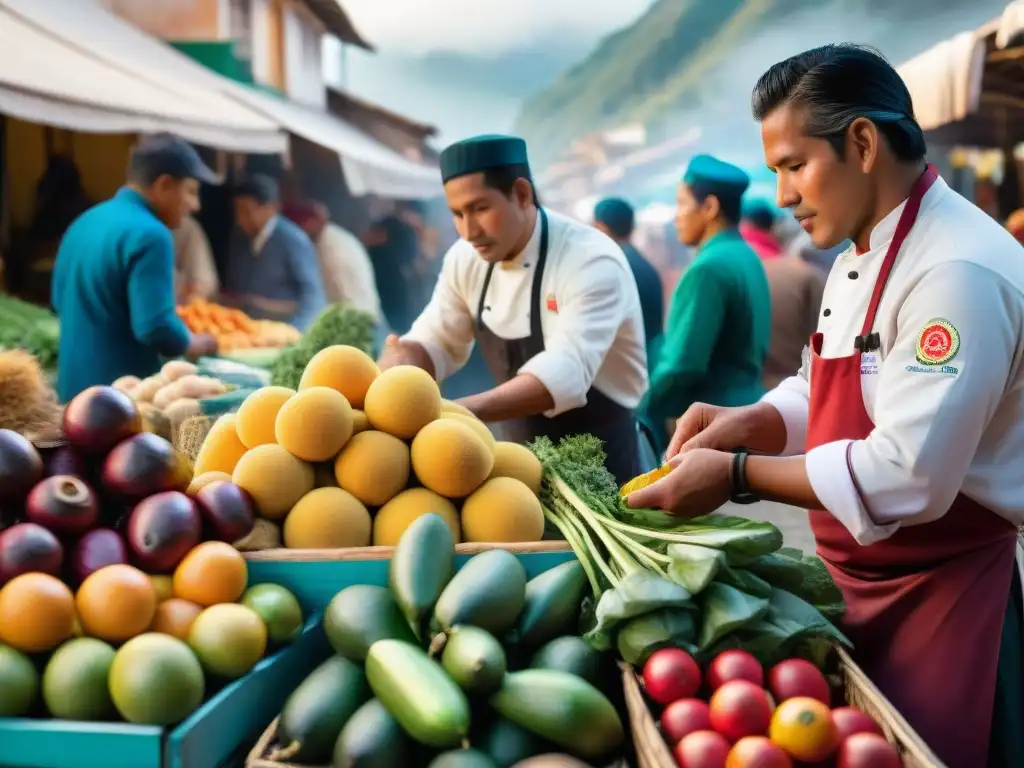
[806,166,1018,767]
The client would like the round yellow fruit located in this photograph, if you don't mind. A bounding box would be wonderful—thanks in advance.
[374,488,460,546]
[411,419,493,499]
[461,477,544,543]
[283,488,372,549]
[334,431,410,507]
[275,386,354,462]
[440,399,478,420]
[488,442,543,495]
[192,414,247,476]
[235,387,295,449]
[440,412,496,452]
[364,366,441,439]
[299,345,380,409]
[232,444,314,519]
[186,471,232,496]
[351,409,370,434]
[187,603,267,679]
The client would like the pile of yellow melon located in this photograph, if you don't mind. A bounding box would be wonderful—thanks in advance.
[190,345,546,550]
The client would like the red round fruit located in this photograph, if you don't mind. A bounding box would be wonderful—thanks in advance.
[708,679,773,743]
[70,528,129,586]
[0,429,43,503]
[194,481,256,543]
[707,650,764,691]
[768,659,830,705]
[674,730,730,768]
[836,733,901,768]
[642,647,702,705]
[125,491,201,573]
[831,707,884,742]
[0,522,63,584]
[662,698,713,744]
[725,736,792,768]
[102,433,191,499]
[63,386,142,456]
[25,475,99,538]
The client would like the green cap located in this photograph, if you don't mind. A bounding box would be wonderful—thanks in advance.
[683,154,750,201]
[440,134,530,183]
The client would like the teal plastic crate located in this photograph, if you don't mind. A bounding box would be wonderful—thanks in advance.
[246,550,577,614]
[0,613,329,768]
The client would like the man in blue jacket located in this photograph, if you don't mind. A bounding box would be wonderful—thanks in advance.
[222,175,325,331]
[52,134,219,402]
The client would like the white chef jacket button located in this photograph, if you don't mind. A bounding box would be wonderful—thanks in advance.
[823,308,832,317]
[848,270,859,279]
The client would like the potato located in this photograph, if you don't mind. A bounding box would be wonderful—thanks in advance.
[152,382,183,410]
[112,375,141,394]
[133,376,164,404]
[161,360,198,382]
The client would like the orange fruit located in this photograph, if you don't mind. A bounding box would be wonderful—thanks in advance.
[173,542,247,607]
[0,572,76,652]
[76,564,158,644]
[151,598,203,641]
[769,696,840,763]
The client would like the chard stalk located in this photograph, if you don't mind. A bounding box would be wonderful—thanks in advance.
[595,513,723,545]
[562,509,622,587]
[543,504,609,594]
[552,474,643,578]
[604,525,670,573]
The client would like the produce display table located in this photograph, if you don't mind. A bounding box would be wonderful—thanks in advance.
[622,647,945,768]
[0,614,327,768]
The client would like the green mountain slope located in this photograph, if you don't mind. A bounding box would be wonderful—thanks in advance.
[515,0,1008,169]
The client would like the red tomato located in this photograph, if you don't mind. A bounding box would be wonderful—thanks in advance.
[768,659,831,705]
[830,707,884,741]
[675,730,731,768]
[663,698,713,744]
[768,697,839,763]
[725,736,793,768]
[836,733,902,768]
[707,650,765,691]
[708,680,773,743]
[643,648,703,705]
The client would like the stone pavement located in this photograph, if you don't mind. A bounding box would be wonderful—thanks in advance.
[719,499,816,552]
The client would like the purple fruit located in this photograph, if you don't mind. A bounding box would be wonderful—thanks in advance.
[43,445,87,478]
[0,522,63,585]
[195,481,256,543]
[25,476,98,537]
[0,429,43,503]
[63,386,142,456]
[102,433,191,500]
[126,491,201,573]
[70,528,129,586]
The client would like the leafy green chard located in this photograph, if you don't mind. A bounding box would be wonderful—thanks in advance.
[528,434,849,668]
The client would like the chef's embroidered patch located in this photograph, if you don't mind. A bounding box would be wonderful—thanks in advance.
[546,293,558,312]
[915,319,959,365]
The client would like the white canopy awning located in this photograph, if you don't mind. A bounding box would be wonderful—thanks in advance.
[232,87,441,199]
[0,0,286,153]
[897,1,1024,134]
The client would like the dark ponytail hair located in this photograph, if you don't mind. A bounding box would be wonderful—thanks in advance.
[751,43,927,162]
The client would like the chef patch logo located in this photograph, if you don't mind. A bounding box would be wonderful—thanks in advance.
[915,318,959,366]
[546,293,559,313]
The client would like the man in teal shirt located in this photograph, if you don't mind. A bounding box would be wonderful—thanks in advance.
[638,154,771,454]
[52,135,218,402]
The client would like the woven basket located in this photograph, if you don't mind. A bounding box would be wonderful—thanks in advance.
[175,413,214,462]
[623,648,945,768]
[245,717,325,768]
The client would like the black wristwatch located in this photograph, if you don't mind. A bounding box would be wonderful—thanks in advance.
[730,450,759,505]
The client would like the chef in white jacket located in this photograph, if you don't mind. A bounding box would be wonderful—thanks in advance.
[377,134,649,483]
[624,44,1024,768]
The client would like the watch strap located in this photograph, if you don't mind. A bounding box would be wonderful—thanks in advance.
[730,450,759,505]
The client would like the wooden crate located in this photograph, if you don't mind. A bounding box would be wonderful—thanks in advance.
[242,540,571,562]
[622,647,946,768]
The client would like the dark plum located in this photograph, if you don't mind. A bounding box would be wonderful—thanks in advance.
[62,386,142,456]
[0,522,63,585]
[25,475,99,537]
[126,491,201,573]
[0,429,44,503]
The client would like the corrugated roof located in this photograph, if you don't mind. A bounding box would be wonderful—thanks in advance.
[300,0,373,50]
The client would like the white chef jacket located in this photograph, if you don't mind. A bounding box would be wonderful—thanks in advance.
[762,174,1024,545]
[316,222,383,321]
[402,209,649,417]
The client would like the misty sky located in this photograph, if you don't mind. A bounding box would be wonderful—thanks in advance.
[340,0,656,55]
